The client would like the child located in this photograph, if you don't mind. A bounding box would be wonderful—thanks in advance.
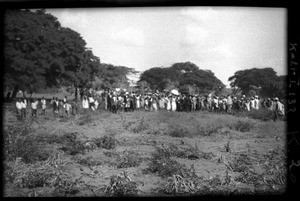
[16,99,22,119]
[31,98,38,117]
[64,101,72,116]
[72,100,78,115]
[41,97,46,115]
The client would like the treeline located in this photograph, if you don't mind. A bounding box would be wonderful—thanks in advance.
[3,9,286,101]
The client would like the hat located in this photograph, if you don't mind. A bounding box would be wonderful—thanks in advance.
[274,97,279,101]
[242,95,245,97]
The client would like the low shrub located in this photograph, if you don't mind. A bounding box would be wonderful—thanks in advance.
[131,117,149,133]
[147,146,194,178]
[77,113,93,126]
[58,132,87,155]
[4,120,50,163]
[168,126,192,138]
[230,119,255,132]
[197,122,223,136]
[228,154,253,173]
[105,172,140,196]
[116,150,142,169]
[75,155,102,167]
[92,135,118,150]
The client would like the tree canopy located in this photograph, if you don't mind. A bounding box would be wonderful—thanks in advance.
[92,63,138,90]
[228,67,286,98]
[139,62,224,94]
[4,9,100,97]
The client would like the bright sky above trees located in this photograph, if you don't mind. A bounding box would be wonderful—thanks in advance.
[47,7,287,87]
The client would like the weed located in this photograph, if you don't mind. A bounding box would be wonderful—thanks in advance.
[75,156,102,167]
[58,132,87,155]
[147,145,196,178]
[228,154,253,173]
[77,113,93,126]
[224,141,231,152]
[104,172,140,196]
[4,120,50,163]
[131,117,149,133]
[230,119,255,132]
[168,126,192,138]
[116,150,142,169]
[197,122,223,136]
[92,135,118,150]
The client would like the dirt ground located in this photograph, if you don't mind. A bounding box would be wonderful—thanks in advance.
[3,103,287,197]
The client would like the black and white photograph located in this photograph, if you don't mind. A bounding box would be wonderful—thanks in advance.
[2,2,296,197]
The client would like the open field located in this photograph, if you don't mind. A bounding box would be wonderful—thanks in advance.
[3,103,286,197]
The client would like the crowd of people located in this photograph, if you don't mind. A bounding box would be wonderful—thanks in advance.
[14,89,285,121]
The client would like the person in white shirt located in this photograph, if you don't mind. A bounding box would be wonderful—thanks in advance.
[64,101,72,116]
[16,99,22,119]
[41,97,46,115]
[88,96,95,111]
[31,98,38,117]
[254,95,260,110]
[82,96,89,113]
[94,99,99,110]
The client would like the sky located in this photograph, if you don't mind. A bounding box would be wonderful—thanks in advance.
[46,7,287,87]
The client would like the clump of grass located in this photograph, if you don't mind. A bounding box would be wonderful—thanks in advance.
[147,145,194,178]
[224,141,231,152]
[120,115,135,130]
[51,179,80,197]
[92,135,118,150]
[229,119,255,132]
[58,132,87,155]
[77,113,93,126]
[197,122,223,136]
[168,126,192,138]
[4,119,50,163]
[247,108,273,121]
[75,155,102,167]
[104,172,140,197]
[5,153,71,190]
[116,150,142,169]
[131,117,149,133]
[228,154,253,173]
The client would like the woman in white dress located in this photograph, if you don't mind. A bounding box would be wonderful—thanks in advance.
[159,95,165,109]
[152,95,158,111]
[136,95,140,109]
[166,96,171,111]
[171,96,177,112]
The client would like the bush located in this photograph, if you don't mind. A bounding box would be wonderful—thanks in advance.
[168,126,192,138]
[230,119,255,132]
[4,120,50,163]
[147,146,192,178]
[92,135,118,150]
[197,122,223,136]
[57,132,87,155]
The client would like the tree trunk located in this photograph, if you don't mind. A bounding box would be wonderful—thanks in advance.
[10,86,19,101]
[75,87,78,101]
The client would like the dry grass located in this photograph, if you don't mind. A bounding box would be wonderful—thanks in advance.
[3,101,286,196]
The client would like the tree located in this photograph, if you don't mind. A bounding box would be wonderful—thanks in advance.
[4,9,100,99]
[139,62,224,94]
[228,68,286,98]
[93,63,137,90]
